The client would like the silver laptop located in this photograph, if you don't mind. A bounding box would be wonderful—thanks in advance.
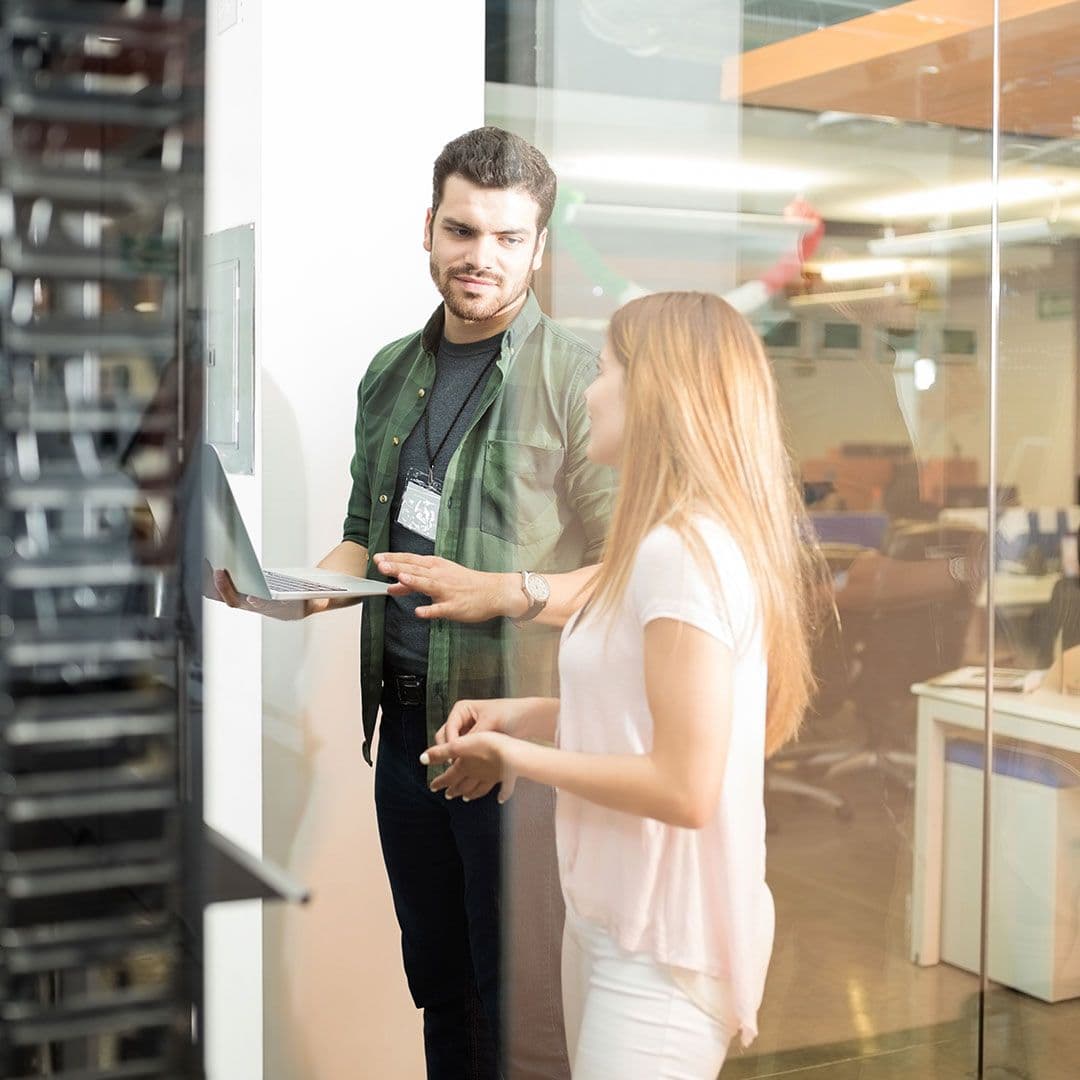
[203,445,390,602]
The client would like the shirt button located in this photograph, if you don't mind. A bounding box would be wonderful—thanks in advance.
[392,436,400,446]
[379,494,388,504]
[418,388,426,398]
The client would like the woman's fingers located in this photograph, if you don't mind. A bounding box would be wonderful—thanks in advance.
[423,742,454,768]
[431,760,469,798]
[440,702,477,742]
[458,778,495,802]
[497,771,518,804]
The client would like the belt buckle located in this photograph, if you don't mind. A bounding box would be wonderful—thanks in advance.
[397,674,425,707]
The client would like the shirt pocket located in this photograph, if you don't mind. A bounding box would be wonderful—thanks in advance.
[480,438,564,547]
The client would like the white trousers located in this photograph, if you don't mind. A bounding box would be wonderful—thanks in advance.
[560,909,735,1080]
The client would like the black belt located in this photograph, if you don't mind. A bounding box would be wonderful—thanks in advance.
[386,671,426,708]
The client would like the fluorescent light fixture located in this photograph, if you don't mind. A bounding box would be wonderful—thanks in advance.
[869,217,1056,256]
[565,202,816,238]
[856,177,1080,220]
[817,257,936,283]
[554,154,823,194]
[788,284,918,309]
[914,357,937,391]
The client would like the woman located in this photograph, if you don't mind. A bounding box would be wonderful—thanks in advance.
[421,291,817,1077]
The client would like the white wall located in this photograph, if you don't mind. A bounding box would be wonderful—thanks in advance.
[203,1,264,1078]
[204,3,485,1079]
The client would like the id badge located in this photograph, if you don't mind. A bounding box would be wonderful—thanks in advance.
[397,469,442,542]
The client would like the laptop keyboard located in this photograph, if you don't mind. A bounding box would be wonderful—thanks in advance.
[264,570,347,594]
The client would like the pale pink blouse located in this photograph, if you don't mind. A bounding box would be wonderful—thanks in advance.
[556,519,775,1046]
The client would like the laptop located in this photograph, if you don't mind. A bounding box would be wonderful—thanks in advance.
[203,445,390,602]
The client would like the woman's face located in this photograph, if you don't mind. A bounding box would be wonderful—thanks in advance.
[584,343,627,467]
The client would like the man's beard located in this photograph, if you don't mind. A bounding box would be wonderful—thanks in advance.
[430,256,531,324]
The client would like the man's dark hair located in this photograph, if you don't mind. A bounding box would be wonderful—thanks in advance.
[432,126,557,231]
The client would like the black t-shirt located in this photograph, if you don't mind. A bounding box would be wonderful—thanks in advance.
[383,332,503,675]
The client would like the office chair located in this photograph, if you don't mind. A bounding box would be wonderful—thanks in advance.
[813,522,984,788]
[1037,533,1080,667]
[765,544,862,821]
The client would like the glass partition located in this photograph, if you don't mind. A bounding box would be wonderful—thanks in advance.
[984,6,1080,1077]
[482,0,1071,1075]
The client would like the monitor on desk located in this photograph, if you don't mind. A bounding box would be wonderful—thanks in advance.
[943,484,1019,508]
[810,511,889,551]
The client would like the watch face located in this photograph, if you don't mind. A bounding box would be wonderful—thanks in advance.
[526,573,551,603]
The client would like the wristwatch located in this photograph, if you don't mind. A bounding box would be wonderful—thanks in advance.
[512,570,550,626]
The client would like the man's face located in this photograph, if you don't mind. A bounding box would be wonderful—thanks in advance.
[425,174,547,326]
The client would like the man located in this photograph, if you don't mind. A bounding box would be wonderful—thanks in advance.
[215,127,614,1080]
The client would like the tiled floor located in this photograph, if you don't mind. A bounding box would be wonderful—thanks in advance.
[725,718,1080,1080]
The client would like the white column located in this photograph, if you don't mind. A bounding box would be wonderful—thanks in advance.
[204,1,265,1078]
[258,4,485,1079]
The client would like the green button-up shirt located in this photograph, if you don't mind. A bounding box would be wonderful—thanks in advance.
[343,291,616,764]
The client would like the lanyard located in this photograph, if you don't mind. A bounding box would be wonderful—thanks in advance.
[422,343,500,484]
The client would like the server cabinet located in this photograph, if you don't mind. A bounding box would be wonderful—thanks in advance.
[0,3,207,1077]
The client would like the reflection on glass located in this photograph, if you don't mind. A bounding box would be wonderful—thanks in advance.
[981,6,1080,1077]
[481,0,1075,1076]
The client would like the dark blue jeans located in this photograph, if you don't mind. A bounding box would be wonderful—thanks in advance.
[375,688,503,1080]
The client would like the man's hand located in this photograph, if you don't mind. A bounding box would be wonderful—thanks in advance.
[373,553,524,622]
[203,563,329,621]
[422,730,519,804]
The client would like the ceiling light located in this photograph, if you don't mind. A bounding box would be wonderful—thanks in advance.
[554,154,823,194]
[816,257,935,283]
[868,217,1057,256]
[914,357,937,391]
[565,202,816,237]
[856,177,1080,220]
[788,284,918,309]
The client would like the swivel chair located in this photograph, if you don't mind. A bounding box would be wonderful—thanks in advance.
[815,521,984,788]
[765,543,861,821]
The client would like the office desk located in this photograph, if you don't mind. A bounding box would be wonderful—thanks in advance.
[976,572,1060,610]
[966,573,1060,664]
[910,679,1080,966]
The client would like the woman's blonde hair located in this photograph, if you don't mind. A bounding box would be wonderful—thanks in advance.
[582,291,817,757]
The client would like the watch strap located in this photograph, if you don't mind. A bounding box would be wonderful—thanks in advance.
[512,570,547,627]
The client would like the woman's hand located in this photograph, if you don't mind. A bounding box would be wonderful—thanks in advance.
[422,731,519,804]
[434,698,531,745]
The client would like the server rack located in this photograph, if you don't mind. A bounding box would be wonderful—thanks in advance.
[0,2,206,1077]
